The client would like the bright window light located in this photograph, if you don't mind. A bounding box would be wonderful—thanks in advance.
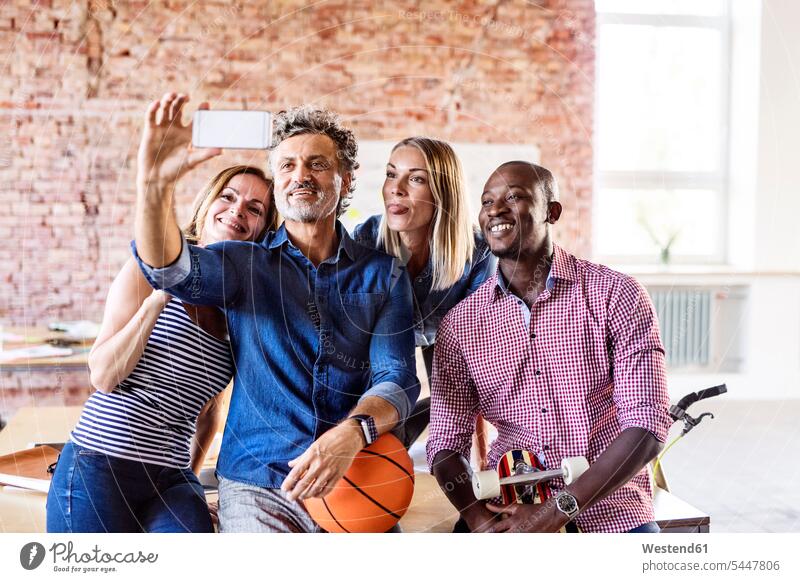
[597,26,722,173]
[593,1,730,264]
[595,188,721,259]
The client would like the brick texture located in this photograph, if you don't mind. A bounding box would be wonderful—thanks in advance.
[0,369,93,419]
[1,0,595,327]
[1,0,594,416]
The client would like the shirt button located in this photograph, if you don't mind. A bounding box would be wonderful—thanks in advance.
[532,332,537,339]
[543,445,550,451]
[541,407,547,414]
[534,370,542,376]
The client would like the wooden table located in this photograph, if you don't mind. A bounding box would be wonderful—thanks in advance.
[0,407,712,533]
[0,406,221,533]
[0,406,83,456]
[0,327,91,371]
[0,406,83,533]
[1,327,93,422]
[653,488,710,533]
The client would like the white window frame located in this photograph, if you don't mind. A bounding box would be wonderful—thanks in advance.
[593,2,733,265]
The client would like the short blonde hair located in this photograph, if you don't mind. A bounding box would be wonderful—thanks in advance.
[183,165,279,244]
[377,137,474,291]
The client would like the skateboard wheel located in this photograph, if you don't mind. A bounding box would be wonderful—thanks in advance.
[472,469,501,500]
[561,456,589,484]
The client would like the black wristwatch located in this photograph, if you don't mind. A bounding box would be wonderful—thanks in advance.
[349,414,378,446]
[555,490,580,520]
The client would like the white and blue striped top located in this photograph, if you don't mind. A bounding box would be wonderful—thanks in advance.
[71,299,233,469]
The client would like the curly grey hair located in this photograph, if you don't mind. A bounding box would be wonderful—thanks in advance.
[270,106,359,219]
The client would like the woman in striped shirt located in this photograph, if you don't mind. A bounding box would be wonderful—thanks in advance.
[46,94,279,533]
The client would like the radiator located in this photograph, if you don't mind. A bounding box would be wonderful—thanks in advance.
[648,288,712,369]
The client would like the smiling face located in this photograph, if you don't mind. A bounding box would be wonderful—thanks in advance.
[479,163,561,259]
[201,173,271,244]
[270,133,347,223]
[382,145,436,235]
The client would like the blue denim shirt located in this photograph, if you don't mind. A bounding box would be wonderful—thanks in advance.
[352,215,497,346]
[132,222,418,488]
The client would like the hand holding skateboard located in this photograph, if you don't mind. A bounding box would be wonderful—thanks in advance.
[472,450,589,533]
[472,450,589,501]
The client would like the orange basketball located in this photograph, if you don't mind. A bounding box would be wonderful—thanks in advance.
[304,433,415,533]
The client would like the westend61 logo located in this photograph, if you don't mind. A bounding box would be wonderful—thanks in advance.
[19,541,158,574]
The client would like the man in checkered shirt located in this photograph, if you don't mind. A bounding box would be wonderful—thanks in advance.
[427,161,672,533]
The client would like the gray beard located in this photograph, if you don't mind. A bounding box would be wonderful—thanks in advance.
[275,190,337,223]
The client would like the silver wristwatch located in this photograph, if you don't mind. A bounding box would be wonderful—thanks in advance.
[555,490,580,520]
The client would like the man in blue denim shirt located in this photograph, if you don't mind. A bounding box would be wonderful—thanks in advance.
[133,94,418,532]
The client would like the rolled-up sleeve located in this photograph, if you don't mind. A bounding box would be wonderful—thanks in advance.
[131,237,192,290]
[131,236,243,308]
[425,315,479,471]
[608,277,672,443]
[361,260,418,421]
[360,381,413,422]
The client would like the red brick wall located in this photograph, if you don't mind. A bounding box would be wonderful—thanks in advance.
[1,1,594,419]
[1,371,93,419]
[1,0,595,330]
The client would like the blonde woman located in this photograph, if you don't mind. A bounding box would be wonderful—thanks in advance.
[47,97,278,533]
[353,137,496,447]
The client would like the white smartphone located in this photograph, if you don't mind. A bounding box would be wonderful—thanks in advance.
[192,110,273,149]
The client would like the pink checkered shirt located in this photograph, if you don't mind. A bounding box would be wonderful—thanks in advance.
[426,245,671,533]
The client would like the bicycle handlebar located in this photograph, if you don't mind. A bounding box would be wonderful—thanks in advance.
[670,383,728,422]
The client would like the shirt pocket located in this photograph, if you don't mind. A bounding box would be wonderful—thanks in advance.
[335,292,384,344]
[340,292,384,307]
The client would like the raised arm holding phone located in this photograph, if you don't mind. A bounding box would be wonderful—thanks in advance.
[46,94,277,533]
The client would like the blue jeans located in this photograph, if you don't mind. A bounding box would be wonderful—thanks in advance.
[628,521,660,533]
[46,442,213,533]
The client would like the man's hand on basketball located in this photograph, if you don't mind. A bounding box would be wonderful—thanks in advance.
[282,422,365,502]
[485,500,569,533]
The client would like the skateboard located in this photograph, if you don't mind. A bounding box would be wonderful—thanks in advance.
[471,450,589,533]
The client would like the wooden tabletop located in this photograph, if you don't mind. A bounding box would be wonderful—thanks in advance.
[0,406,83,456]
[0,326,92,370]
[653,487,710,531]
[2,326,95,345]
[0,406,712,533]
[0,406,83,532]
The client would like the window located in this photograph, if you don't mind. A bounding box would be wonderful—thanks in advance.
[593,0,731,264]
